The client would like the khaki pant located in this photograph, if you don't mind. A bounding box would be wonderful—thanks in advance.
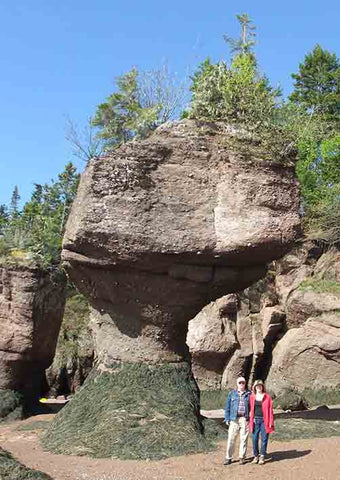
[225,417,249,460]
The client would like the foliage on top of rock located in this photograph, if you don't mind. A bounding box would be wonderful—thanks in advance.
[188,54,280,131]
[91,65,187,151]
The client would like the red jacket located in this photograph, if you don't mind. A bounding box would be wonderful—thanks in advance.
[249,393,275,434]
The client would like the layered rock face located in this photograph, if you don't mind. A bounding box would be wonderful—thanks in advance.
[267,246,340,394]
[55,120,300,456]
[188,242,340,395]
[0,265,66,407]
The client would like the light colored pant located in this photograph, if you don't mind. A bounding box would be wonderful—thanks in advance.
[225,417,249,460]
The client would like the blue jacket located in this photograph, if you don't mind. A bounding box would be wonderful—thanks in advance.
[224,389,251,422]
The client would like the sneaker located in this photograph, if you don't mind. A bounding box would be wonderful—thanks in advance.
[223,459,232,465]
[239,458,246,465]
[258,455,265,465]
[251,456,259,464]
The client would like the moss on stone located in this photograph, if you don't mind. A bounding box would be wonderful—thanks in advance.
[298,278,340,295]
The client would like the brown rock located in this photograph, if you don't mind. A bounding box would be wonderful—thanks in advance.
[58,119,300,454]
[286,290,340,328]
[186,295,238,389]
[221,349,251,389]
[251,314,264,356]
[261,306,286,343]
[313,249,340,282]
[267,312,340,395]
[0,265,66,405]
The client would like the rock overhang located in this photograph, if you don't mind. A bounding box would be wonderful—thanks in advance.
[62,119,301,273]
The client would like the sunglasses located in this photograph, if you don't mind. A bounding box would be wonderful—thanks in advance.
[237,381,245,384]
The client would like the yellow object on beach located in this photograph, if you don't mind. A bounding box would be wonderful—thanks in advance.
[39,398,47,403]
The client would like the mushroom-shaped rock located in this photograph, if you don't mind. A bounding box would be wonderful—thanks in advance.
[45,120,300,458]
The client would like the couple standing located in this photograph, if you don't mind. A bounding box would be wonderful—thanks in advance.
[224,376,274,466]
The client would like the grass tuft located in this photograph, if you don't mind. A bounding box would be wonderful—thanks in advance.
[42,362,216,460]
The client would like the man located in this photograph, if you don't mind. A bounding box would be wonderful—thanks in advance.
[223,375,251,465]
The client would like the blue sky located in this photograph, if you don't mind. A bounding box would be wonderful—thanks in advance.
[0,0,339,206]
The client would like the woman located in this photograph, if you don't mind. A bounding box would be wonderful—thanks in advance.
[249,379,274,465]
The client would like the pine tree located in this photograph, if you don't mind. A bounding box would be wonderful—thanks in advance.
[92,66,187,151]
[9,186,20,219]
[289,44,340,118]
[189,14,280,129]
[92,68,165,149]
[0,204,8,232]
[223,13,256,57]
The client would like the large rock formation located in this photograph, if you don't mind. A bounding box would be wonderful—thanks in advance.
[188,242,340,396]
[267,246,340,394]
[48,120,300,457]
[187,270,285,390]
[0,265,66,409]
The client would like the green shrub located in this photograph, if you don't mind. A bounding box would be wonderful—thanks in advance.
[187,55,303,162]
[190,55,280,128]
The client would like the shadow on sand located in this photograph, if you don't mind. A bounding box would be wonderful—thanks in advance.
[275,407,340,422]
[266,449,312,462]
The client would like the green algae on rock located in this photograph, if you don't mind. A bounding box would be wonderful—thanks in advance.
[42,362,215,460]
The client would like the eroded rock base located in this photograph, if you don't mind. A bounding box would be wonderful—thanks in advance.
[42,361,211,460]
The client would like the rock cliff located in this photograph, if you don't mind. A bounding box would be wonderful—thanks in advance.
[47,120,300,457]
[0,265,66,411]
[188,242,340,397]
[267,245,340,395]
